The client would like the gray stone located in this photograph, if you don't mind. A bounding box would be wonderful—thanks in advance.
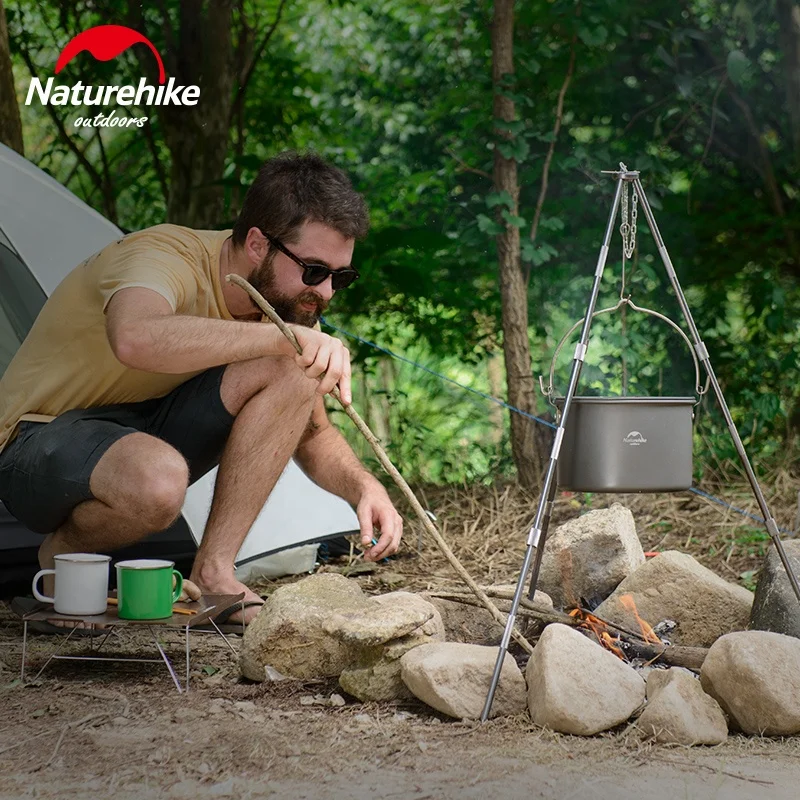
[700,630,800,736]
[538,504,645,609]
[323,591,435,645]
[638,668,727,745]
[526,623,645,736]
[595,551,753,647]
[239,573,368,681]
[400,642,526,720]
[336,592,445,702]
[645,666,696,700]
[750,541,800,639]
[424,588,552,646]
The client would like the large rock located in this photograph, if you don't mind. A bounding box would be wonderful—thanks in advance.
[700,631,800,736]
[750,541,800,639]
[637,668,727,745]
[239,574,367,682]
[425,586,552,646]
[595,551,753,647]
[537,504,644,609]
[526,623,645,735]
[332,592,445,702]
[324,591,436,646]
[400,642,526,720]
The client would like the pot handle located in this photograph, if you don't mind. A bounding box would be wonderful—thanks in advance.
[540,297,706,407]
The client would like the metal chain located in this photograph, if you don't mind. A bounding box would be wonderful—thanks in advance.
[620,179,638,260]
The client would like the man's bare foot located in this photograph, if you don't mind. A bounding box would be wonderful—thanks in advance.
[189,566,264,626]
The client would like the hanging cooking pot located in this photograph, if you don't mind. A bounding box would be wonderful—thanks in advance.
[541,298,706,493]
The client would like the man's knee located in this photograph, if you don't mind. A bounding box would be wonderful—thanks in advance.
[133,451,189,529]
[221,355,317,416]
[93,437,189,530]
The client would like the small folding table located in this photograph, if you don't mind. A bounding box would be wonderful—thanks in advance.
[18,592,245,693]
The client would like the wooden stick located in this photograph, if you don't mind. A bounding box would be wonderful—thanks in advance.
[620,639,708,671]
[106,598,197,616]
[431,592,708,669]
[427,589,580,628]
[226,273,534,655]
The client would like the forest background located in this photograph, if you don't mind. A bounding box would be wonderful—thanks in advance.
[1,0,799,493]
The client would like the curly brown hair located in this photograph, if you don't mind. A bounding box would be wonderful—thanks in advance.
[231,151,369,248]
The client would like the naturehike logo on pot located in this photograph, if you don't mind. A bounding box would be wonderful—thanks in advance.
[623,431,647,446]
[24,24,200,129]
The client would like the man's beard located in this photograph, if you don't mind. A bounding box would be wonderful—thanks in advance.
[248,255,328,327]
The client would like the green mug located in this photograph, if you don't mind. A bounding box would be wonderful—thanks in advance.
[115,559,183,620]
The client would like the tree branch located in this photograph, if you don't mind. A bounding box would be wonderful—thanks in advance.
[18,46,111,217]
[228,0,287,128]
[92,127,117,223]
[525,36,576,284]
[687,75,727,211]
[445,147,491,179]
[728,88,787,217]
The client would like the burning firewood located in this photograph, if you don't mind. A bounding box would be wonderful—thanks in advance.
[618,639,708,672]
[430,589,709,671]
[568,607,708,671]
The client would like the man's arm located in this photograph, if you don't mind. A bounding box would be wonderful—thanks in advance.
[106,288,291,373]
[294,396,403,560]
[105,288,352,402]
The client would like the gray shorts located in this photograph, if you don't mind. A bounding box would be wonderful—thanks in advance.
[0,366,234,534]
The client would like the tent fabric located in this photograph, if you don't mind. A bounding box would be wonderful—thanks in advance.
[0,144,122,293]
[0,499,198,585]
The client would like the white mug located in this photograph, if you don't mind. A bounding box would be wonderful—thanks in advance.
[32,553,111,616]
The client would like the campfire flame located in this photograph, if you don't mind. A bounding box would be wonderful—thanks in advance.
[568,608,625,659]
[569,594,661,661]
[618,594,662,645]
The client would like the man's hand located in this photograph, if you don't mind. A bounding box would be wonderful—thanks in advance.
[356,485,403,562]
[286,327,352,405]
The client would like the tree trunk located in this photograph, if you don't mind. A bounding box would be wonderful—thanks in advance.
[162,0,234,228]
[491,0,539,489]
[129,0,235,228]
[777,0,800,162]
[0,0,23,155]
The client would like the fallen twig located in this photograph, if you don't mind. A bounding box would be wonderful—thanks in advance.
[645,755,774,786]
[227,274,534,655]
[0,730,51,755]
[427,589,578,628]
[32,711,111,771]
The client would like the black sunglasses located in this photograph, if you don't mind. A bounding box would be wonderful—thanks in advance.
[263,232,360,290]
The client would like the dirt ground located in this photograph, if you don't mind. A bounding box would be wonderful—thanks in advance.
[1,618,800,800]
[3,606,800,799]
[3,485,800,800]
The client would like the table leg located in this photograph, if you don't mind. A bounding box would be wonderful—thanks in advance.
[31,625,81,682]
[148,626,183,693]
[185,626,190,693]
[20,621,27,682]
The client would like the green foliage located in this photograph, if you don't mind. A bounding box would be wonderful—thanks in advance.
[8,0,800,484]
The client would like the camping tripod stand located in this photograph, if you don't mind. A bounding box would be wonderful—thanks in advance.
[481,165,800,722]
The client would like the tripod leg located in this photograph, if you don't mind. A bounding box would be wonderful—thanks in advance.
[527,479,558,600]
[634,179,800,606]
[480,173,629,722]
[480,510,543,722]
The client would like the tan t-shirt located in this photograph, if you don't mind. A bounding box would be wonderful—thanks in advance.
[0,224,234,454]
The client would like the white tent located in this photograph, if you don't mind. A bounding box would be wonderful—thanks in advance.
[0,143,358,578]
